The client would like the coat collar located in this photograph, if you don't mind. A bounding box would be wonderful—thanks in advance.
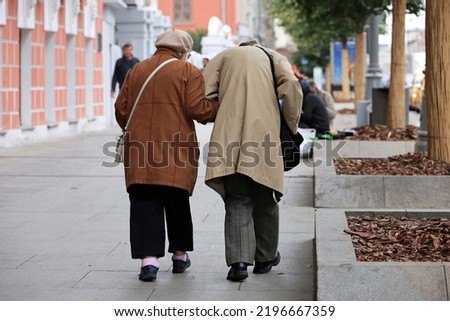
[154,48,181,59]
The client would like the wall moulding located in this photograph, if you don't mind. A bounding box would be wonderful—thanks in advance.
[65,0,80,35]
[44,0,60,32]
[18,0,37,29]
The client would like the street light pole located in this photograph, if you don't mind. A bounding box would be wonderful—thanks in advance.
[365,14,383,101]
[415,87,427,152]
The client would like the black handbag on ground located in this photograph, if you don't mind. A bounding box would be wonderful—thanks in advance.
[257,46,303,171]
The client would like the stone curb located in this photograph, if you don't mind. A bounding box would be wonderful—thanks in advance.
[313,140,450,209]
[315,208,450,301]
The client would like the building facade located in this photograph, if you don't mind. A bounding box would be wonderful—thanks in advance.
[158,0,236,33]
[0,0,105,146]
[0,0,170,147]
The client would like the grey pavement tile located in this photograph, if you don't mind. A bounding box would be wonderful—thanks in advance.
[279,207,315,234]
[239,272,314,293]
[0,126,318,301]
[193,212,225,233]
[385,176,450,208]
[318,263,448,301]
[169,254,228,274]
[358,141,412,158]
[278,232,314,244]
[270,256,314,275]
[315,209,349,238]
[316,238,357,264]
[0,253,37,270]
[0,267,91,300]
[283,195,313,207]
[192,232,225,253]
[149,289,313,301]
[75,270,240,291]
[315,175,385,208]
[284,163,314,178]
[277,242,313,260]
[17,287,154,301]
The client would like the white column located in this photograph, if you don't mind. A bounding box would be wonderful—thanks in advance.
[0,0,6,26]
[18,0,36,129]
[0,24,3,132]
[45,32,56,125]
[103,8,114,126]
[85,38,94,120]
[20,29,32,129]
[44,0,60,126]
[0,0,4,132]
[65,0,79,123]
[84,0,97,121]
[66,35,76,123]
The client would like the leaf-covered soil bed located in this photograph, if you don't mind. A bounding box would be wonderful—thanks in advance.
[334,153,450,176]
[346,215,450,262]
[346,125,418,141]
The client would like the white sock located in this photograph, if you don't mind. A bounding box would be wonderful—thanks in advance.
[142,256,160,268]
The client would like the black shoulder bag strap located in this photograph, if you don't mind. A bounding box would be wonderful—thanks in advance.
[256,46,304,171]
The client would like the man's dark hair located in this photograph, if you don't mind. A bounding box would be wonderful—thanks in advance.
[122,43,133,49]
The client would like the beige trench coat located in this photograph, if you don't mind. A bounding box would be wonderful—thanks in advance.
[203,44,303,199]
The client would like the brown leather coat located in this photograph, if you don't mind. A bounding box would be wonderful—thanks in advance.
[115,48,219,195]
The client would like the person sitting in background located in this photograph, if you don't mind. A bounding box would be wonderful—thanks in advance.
[202,57,210,70]
[298,80,330,136]
[309,81,336,127]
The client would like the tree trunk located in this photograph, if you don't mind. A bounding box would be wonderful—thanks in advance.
[426,0,450,162]
[325,64,332,93]
[387,0,406,129]
[353,31,365,106]
[341,46,351,101]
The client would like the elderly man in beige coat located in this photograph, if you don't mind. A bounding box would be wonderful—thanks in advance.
[203,41,303,281]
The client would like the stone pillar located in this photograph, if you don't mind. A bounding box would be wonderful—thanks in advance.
[0,0,5,133]
[201,17,234,58]
[365,15,383,101]
[115,5,170,60]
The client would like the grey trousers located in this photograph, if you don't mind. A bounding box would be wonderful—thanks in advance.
[223,173,279,266]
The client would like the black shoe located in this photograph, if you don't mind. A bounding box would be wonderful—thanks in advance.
[227,262,248,282]
[172,254,191,274]
[139,265,158,281]
[253,252,281,274]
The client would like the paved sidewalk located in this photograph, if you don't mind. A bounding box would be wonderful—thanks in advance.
[0,123,315,301]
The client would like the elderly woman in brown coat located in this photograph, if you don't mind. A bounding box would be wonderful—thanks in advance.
[115,30,219,281]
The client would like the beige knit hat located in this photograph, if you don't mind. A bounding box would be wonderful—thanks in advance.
[155,29,194,53]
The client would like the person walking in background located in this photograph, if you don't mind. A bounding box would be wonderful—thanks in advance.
[202,40,302,282]
[299,80,330,136]
[111,43,140,98]
[115,30,219,282]
[309,80,336,127]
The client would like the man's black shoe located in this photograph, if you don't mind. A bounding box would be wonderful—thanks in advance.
[139,265,158,281]
[172,254,191,274]
[227,262,248,281]
[253,252,281,274]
